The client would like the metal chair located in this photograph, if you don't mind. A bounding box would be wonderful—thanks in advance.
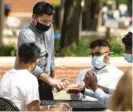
[0,97,19,111]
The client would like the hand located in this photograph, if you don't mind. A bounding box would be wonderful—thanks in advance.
[67,84,79,88]
[84,71,98,91]
[83,71,93,88]
[66,84,85,94]
[54,80,65,92]
[50,79,64,91]
[53,79,70,92]
[48,103,72,111]
[60,78,70,88]
[89,74,98,91]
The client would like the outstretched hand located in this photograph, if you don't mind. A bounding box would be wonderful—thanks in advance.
[53,78,70,92]
[66,84,85,94]
[83,71,98,91]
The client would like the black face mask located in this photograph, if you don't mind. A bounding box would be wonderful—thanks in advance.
[36,22,51,32]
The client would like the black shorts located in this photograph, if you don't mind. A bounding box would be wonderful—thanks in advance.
[38,79,54,100]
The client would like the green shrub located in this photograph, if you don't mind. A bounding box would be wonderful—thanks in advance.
[111,42,124,57]
[75,40,90,57]
[0,45,16,56]
[55,39,60,52]
[55,39,124,57]
[0,39,123,57]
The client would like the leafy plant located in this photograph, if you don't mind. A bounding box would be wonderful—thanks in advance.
[55,39,124,57]
[111,42,124,57]
[0,45,16,56]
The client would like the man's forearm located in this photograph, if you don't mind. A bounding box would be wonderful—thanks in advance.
[39,73,56,87]
[94,88,110,106]
[97,85,109,94]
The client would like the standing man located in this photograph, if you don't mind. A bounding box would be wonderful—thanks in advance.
[15,1,65,100]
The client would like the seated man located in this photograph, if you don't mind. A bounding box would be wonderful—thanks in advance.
[70,39,123,107]
[84,32,132,106]
[0,43,70,111]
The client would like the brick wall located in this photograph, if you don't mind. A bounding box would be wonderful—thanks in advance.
[0,67,129,83]
[4,0,54,12]
[55,67,128,83]
[55,67,85,83]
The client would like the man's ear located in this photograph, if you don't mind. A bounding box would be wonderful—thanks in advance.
[32,15,37,24]
[36,59,40,65]
[104,54,110,64]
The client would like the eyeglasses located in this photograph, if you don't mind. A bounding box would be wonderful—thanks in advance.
[89,52,112,57]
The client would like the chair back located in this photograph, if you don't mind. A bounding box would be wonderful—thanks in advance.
[0,97,19,111]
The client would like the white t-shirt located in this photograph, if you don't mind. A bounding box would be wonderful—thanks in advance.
[0,69,39,111]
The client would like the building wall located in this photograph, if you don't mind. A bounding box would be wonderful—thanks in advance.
[0,67,129,84]
[4,0,54,12]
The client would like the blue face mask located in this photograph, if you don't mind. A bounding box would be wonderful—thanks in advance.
[124,53,133,63]
[91,55,107,70]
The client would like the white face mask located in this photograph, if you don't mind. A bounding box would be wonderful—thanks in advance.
[91,55,107,69]
[124,53,133,63]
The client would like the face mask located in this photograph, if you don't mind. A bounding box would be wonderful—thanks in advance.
[124,53,133,63]
[36,22,51,32]
[91,55,106,69]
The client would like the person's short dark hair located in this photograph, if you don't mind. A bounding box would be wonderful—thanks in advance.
[33,1,54,16]
[122,32,132,48]
[90,39,111,51]
[18,43,40,64]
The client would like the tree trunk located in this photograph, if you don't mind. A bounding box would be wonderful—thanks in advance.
[128,0,132,17]
[54,6,61,29]
[97,0,102,31]
[59,0,81,55]
[82,0,90,31]
[0,0,4,47]
[105,27,112,43]
[82,0,99,31]
[59,0,65,29]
